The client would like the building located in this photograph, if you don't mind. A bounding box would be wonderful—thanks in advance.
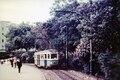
[0,21,12,52]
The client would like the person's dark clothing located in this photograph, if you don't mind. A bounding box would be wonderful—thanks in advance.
[1,60,4,64]
[10,59,14,67]
[17,60,22,73]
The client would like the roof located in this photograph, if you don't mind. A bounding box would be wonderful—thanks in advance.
[34,49,58,55]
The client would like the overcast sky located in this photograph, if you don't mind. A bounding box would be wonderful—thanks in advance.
[0,0,90,24]
[0,0,54,24]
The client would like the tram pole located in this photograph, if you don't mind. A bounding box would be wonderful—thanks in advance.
[89,0,93,75]
[65,25,68,69]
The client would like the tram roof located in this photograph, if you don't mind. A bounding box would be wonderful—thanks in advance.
[34,49,58,55]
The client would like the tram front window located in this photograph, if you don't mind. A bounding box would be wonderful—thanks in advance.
[51,54,57,59]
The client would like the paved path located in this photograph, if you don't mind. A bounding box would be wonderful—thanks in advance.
[0,62,46,80]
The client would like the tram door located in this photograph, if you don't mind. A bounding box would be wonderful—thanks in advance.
[37,55,40,65]
[44,54,47,67]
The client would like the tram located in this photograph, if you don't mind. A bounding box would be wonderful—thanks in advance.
[34,49,59,68]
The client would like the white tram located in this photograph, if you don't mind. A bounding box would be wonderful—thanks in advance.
[34,49,59,68]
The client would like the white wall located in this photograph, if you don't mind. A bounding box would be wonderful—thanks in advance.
[0,21,11,51]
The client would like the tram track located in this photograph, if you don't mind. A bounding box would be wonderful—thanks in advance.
[40,69,62,80]
[53,70,77,80]
[27,64,83,80]
[58,70,83,80]
[26,64,99,80]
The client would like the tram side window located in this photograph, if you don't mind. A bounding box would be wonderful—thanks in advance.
[37,55,40,60]
[51,54,57,59]
[41,54,44,59]
[45,54,47,59]
[48,54,50,59]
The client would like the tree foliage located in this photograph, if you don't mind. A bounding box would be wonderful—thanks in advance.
[49,0,120,79]
[6,23,35,51]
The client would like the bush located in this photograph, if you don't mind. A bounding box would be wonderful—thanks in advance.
[98,51,120,80]
[21,51,35,63]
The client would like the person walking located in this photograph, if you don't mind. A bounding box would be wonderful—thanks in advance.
[0,59,4,65]
[13,57,17,68]
[10,58,14,67]
[17,58,22,73]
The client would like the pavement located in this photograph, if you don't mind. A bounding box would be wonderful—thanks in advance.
[0,62,46,80]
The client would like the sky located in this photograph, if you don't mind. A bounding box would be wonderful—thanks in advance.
[0,0,90,24]
[0,0,54,24]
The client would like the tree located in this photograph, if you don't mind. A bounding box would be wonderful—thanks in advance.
[49,1,81,52]
[6,23,35,51]
[97,0,120,79]
[53,0,120,78]
[33,22,50,50]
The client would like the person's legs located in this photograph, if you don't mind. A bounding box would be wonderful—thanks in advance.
[12,63,13,67]
[15,63,16,68]
[18,67,21,73]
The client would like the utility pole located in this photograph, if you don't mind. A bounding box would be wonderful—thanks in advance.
[89,38,92,74]
[65,25,68,68]
[35,38,36,52]
[89,0,93,75]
